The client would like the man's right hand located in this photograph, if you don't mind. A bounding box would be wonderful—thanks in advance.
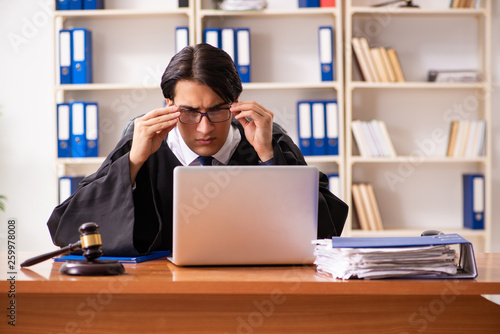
[129,107,180,184]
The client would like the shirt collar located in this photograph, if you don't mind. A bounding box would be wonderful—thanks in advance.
[167,123,241,166]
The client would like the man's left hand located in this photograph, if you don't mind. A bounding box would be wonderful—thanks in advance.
[230,101,274,162]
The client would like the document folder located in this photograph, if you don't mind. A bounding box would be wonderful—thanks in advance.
[330,233,478,279]
[56,0,70,10]
[54,251,171,263]
[175,26,189,53]
[70,101,86,157]
[85,102,99,157]
[221,28,237,63]
[57,103,71,158]
[236,28,251,83]
[463,174,484,229]
[59,30,72,84]
[204,28,220,48]
[83,0,104,9]
[297,101,313,156]
[69,0,83,10]
[59,176,84,204]
[71,28,92,84]
[311,101,327,155]
[325,101,339,155]
[319,26,334,81]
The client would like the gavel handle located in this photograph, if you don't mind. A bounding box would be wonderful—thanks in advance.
[20,241,82,268]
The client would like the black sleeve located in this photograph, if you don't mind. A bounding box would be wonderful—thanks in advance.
[46,135,156,257]
[271,123,349,238]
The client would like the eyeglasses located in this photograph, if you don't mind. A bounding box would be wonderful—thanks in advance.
[178,107,232,124]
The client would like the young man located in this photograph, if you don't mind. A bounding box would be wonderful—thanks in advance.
[47,44,348,256]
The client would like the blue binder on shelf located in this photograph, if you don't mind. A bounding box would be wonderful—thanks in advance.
[58,176,84,204]
[325,100,339,155]
[56,0,70,10]
[311,101,327,155]
[57,103,71,158]
[85,102,99,157]
[204,28,221,48]
[54,251,171,263]
[69,0,83,10]
[331,233,478,279]
[463,174,484,230]
[71,28,92,84]
[319,26,334,81]
[175,26,189,53]
[83,0,104,9]
[297,101,313,156]
[299,0,320,7]
[221,27,237,63]
[328,173,340,198]
[236,28,251,83]
[70,101,87,157]
[59,30,72,84]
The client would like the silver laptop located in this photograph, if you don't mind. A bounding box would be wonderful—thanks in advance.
[170,165,319,266]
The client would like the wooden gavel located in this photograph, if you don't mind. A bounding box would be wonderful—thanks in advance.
[21,222,103,267]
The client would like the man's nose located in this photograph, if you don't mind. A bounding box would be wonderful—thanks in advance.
[196,114,214,133]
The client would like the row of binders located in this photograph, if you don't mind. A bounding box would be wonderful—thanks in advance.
[299,0,335,7]
[351,119,396,157]
[203,26,335,83]
[446,120,486,158]
[352,37,405,83]
[297,100,339,156]
[57,102,99,158]
[203,28,251,83]
[56,0,104,10]
[59,28,92,84]
[351,183,383,231]
[450,0,480,8]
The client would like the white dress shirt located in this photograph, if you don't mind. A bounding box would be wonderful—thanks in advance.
[166,124,242,166]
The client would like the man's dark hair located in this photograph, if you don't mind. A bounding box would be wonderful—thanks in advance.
[160,43,243,104]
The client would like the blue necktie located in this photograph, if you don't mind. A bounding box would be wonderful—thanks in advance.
[198,156,213,166]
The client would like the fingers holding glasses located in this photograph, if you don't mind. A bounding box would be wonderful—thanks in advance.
[130,107,180,168]
[230,101,274,127]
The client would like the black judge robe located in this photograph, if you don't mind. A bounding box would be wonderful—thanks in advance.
[47,120,348,256]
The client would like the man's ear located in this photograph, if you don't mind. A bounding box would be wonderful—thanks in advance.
[166,99,174,107]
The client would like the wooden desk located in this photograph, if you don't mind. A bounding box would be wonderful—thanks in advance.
[1,253,500,333]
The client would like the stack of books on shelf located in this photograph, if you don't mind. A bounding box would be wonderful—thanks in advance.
[351,119,396,157]
[351,37,405,83]
[351,183,384,231]
[312,234,478,279]
[450,0,480,8]
[445,120,486,158]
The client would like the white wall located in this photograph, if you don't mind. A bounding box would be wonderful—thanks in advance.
[0,0,499,253]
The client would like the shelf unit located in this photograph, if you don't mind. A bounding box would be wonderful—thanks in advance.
[52,1,196,199]
[195,0,345,198]
[344,0,492,251]
[50,0,493,252]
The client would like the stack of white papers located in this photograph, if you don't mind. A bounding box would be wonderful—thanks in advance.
[313,239,458,279]
[219,0,267,11]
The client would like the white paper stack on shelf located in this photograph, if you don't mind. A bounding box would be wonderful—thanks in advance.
[312,234,478,280]
[220,0,267,10]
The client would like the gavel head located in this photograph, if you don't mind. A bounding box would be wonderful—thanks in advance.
[78,222,103,261]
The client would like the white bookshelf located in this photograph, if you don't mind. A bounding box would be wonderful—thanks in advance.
[195,0,345,199]
[344,0,492,251]
[52,1,195,194]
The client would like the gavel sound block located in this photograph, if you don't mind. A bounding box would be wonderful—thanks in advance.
[21,222,124,276]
